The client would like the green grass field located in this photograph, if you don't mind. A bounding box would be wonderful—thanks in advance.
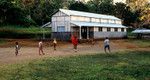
[0,51,149,80]
[0,40,6,45]
[126,39,150,48]
[0,25,51,39]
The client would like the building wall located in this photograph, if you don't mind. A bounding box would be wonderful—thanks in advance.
[113,0,126,4]
[71,16,122,24]
[51,10,127,39]
[52,11,70,32]
[77,0,127,4]
[94,32,127,38]
[76,0,91,3]
[93,27,127,38]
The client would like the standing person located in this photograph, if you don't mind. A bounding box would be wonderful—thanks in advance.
[15,42,20,56]
[71,35,78,52]
[104,37,111,53]
[53,38,57,50]
[39,40,45,55]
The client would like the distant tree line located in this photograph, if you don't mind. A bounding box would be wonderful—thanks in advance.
[0,0,149,28]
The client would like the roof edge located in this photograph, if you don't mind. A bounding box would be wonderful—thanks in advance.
[59,9,120,20]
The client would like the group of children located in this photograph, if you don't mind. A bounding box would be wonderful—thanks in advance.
[15,36,110,56]
[15,38,58,56]
[38,38,57,55]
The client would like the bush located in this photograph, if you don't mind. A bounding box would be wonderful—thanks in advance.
[0,25,51,39]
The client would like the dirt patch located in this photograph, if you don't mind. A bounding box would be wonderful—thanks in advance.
[0,39,147,65]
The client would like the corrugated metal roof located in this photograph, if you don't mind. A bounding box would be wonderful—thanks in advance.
[71,21,126,28]
[132,29,150,34]
[60,9,120,20]
[41,22,51,28]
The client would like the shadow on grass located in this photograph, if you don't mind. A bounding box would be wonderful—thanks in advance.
[0,51,150,80]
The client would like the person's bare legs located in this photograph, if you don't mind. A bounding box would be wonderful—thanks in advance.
[108,47,111,53]
[41,49,45,55]
[40,47,45,55]
[39,48,41,55]
[15,50,18,56]
[54,44,56,50]
[104,46,107,53]
[74,45,77,52]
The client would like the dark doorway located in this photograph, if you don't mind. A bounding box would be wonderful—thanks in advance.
[89,27,94,38]
[81,27,87,39]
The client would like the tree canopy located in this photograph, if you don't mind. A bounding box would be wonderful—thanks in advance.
[0,0,149,28]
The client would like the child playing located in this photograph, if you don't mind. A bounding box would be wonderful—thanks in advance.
[104,37,111,53]
[39,40,45,55]
[15,42,20,56]
[53,38,57,50]
[71,35,78,52]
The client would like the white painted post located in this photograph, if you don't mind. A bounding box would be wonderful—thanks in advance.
[42,28,45,39]
[87,27,89,39]
[79,26,82,39]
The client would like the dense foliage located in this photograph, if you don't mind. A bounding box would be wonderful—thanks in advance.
[0,0,149,28]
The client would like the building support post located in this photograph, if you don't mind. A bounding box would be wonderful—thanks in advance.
[87,27,89,39]
[42,28,45,40]
[79,26,82,39]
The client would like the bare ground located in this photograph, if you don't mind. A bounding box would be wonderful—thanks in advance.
[0,39,148,65]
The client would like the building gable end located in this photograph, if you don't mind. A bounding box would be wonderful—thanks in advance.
[53,11,69,17]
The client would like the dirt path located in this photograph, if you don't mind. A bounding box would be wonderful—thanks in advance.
[0,39,144,65]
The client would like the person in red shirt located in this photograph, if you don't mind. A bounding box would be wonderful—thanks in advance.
[71,35,78,52]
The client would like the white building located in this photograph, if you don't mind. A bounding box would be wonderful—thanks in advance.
[75,0,90,3]
[51,9,127,40]
[76,0,127,4]
[113,0,127,4]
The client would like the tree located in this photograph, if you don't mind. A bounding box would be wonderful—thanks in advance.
[30,0,43,25]
[86,0,114,15]
[0,0,29,25]
[139,5,150,28]
[127,0,150,28]
[0,0,14,23]
[114,3,139,26]
[69,1,89,12]
[86,0,100,13]
[87,0,113,13]
[30,0,65,25]
[127,0,149,11]
[98,2,114,15]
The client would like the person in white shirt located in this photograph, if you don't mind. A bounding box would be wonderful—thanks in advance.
[104,37,110,53]
[39,40,45,55]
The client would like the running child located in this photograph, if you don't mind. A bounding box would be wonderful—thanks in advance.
[39,40,45,55]
[104,37,111,53]
[71,35,78,52]
[15,42,20,56]
[53,38,57,50]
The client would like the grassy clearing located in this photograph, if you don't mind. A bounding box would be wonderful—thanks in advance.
[126,39,150,48]
[0,25,51,39]
[0,40,6,45]
[0,51,150,80]
[0,25,50,34]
